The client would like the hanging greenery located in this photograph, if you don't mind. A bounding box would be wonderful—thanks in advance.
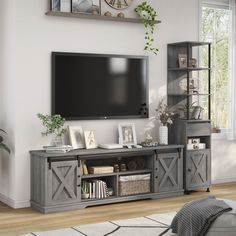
[135,1,159,55]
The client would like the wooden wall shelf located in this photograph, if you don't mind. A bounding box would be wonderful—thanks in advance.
[45,11,161,24]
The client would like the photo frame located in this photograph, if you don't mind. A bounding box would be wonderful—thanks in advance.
[84,130,97,149]
[178,54,187,68]
[60,0,71,12]
[118,123,137,146]
[68,126,85,149]
[72,0,101,15]
[51,0,61,11]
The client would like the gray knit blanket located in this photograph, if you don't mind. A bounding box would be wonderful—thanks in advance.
[160,196,232,236]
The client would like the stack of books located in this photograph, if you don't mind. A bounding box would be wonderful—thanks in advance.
[82,180,109,199]
[88,166,114,174]
[43,145,74,153]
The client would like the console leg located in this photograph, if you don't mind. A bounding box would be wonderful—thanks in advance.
[206,188,210,192]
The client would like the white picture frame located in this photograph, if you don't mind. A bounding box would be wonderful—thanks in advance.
[51,0,61,11]
[68,126,85,149]
[72,0,101,14]
[118,123,137,146]
[84,130,97,149]
[60,0,71,12]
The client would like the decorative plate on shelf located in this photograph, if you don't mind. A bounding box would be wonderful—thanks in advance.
[105,0,133,10]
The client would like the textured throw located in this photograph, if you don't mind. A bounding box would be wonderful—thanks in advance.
[160,196,232,236]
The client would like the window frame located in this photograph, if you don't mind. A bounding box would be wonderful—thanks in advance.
[199,0,234,139]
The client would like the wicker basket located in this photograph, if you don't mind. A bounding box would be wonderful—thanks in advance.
[119,174,150,196]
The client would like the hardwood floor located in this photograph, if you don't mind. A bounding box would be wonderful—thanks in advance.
[0,182,236,236]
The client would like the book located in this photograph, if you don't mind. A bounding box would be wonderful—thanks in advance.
[88,166,114,174]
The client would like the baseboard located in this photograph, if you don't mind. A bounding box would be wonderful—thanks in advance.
[212,176,236,184]
[0,192,30,209]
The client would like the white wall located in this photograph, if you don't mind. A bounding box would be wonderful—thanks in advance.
[1,0,200,207]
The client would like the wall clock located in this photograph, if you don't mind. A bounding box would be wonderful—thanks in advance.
[105,0,133,10]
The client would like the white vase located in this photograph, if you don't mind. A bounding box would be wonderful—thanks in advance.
[159,125,168,145]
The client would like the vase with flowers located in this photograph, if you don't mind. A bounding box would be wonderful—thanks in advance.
[156,99,175,145]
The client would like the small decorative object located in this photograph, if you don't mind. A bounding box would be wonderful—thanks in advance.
[118,123,137,147]
[156,99,175,145]
[84,130,97,149]
[191,106,204,119]
[104,11,112,16]
[37,113,66,146]
[120,163,127,172]
[51,0,61,11]
[179,78,199,94]
[178,102,197,119]
[72,0,101,15]
[68,126,85,149]
[105,0,133,10]
[188,138,200,144]
[135,1,158,55]
[107,188,114,196]
[81,181,90,199]
[114,164,120,172]
[178,54,187,68]
[0,129,10,154]
[117,12,125,18]
[190,58,197,68]
[127,160,137,171]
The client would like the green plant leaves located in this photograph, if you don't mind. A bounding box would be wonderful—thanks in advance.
[37,113,66,137]
[135,2,159,54]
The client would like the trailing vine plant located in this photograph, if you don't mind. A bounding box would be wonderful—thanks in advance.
[135,1,158,55]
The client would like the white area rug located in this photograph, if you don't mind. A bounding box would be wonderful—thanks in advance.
[23,212,176,236]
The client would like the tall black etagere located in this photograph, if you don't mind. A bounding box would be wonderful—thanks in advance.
[167,41,212,193]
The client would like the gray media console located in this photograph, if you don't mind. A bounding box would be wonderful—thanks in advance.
[30,145,184,213]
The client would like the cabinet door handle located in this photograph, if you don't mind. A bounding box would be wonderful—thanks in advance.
[77,184,81,187]
[155,176,158,179]
[78,175,81,178]
[188,168,191,172]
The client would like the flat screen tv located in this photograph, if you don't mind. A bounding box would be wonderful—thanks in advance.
[52,52,149,120]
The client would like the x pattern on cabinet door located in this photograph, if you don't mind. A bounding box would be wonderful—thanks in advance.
[190,153,206,184]
[48,161,79,204]
[52,165,77,200]
[159,156,178,188]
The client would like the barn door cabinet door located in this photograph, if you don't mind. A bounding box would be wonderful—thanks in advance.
[186,149,211,190]
[46,160,81,205]
[155,152,183,193]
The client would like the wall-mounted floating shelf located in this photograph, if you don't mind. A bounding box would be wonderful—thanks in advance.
[45,11,161,24]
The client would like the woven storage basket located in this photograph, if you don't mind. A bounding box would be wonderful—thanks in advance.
[119,174,150,196]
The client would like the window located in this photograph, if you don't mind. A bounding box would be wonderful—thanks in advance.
[200,0,231,130]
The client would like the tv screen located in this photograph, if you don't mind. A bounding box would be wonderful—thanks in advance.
[52,52,149,120]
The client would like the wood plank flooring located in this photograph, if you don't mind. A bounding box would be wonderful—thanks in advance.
[0,182,236,236]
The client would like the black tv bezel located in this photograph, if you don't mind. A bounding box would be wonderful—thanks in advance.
[51,52,149,120]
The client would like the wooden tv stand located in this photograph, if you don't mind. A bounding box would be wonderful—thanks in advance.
[30,145,184,213]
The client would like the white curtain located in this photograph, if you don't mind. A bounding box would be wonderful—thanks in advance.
[228,0,236,140]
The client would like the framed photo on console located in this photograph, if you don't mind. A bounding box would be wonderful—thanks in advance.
[68,126,85,149]
[84,130,97,149]
[51,0,60,11]
[72,0,101,15]
[118,123,137,147]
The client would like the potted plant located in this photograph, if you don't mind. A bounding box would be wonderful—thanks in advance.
[0,129,10,154]
[135,1,158,55]
[81,181,89,199]
[37,113,66,146]
[156,99,175,145]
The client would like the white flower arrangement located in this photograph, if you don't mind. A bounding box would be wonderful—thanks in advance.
[156,99,175,126]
